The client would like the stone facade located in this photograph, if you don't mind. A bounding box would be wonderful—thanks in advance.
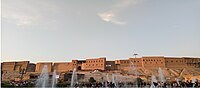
[184,57,200,68]
[2,62,15,72]
[35,62,52,72]
[1,61,30,81]
[115,59,130,70]
[142,56,165,69]
[165,57,187,68]
[2,61,29,72]
[81,57,106,71]
[27,63,36,72]
[129,58,143,67]
[53,62,73,72]
[106,61,116,71]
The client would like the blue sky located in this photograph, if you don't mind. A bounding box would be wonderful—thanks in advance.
[2,0,200,62]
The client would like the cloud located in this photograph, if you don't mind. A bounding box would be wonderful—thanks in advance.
[2,0,59,27]
[2,3,37,26]
[98,0,136,25]
[98,12,126,25]
[3,15,35,26]
[113,0,136,8]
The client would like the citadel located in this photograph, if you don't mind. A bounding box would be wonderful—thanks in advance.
[2,56,200,83]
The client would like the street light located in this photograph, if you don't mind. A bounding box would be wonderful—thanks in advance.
[133,53,138,58]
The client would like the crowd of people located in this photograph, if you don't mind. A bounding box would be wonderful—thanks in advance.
[2,79,200,87]
[2,80,35,87]
[70,80,200,88]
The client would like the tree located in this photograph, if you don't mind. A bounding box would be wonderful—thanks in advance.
[88,77,96,83]
[135,77,143,87]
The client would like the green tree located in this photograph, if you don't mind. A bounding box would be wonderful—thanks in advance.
[88,77,96,83]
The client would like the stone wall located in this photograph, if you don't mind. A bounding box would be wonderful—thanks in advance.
[129,58,143,67]
[35,63,52,72]
[81,57,106,70]
[142,56,165,69]
[165,57,187,68]
[54,62,73,72]
[115,59,130,71]
[106,61,116,70]
[2,62,15,71]
[27,63,36,72]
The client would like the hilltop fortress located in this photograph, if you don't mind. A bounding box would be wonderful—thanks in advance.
[1,56,200,82]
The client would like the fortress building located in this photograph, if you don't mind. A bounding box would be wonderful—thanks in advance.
[2,61,29,72]
[81,57,106,71]
[1,56,200,81]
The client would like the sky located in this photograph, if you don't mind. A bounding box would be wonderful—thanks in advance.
[2,0,200,62]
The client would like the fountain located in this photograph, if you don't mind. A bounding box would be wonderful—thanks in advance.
[112,74,117,87]
[150,75,157,88]
[192,77,196,87]
[52,70,57,88]
[175,78,180,86]
[105,73,110,87]
[106,74,110,82]
[35,65,58,88]
[158,67,166,83]
[70,68,77,87]
[36,65,49,87]
[130,61,138,87]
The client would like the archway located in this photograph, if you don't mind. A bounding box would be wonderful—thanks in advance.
[77,66,81,70]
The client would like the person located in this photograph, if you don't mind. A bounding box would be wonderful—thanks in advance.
[153,82,158,87]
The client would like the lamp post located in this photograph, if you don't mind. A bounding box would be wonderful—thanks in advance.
[133,53,138,58]
[132,52,139,87]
